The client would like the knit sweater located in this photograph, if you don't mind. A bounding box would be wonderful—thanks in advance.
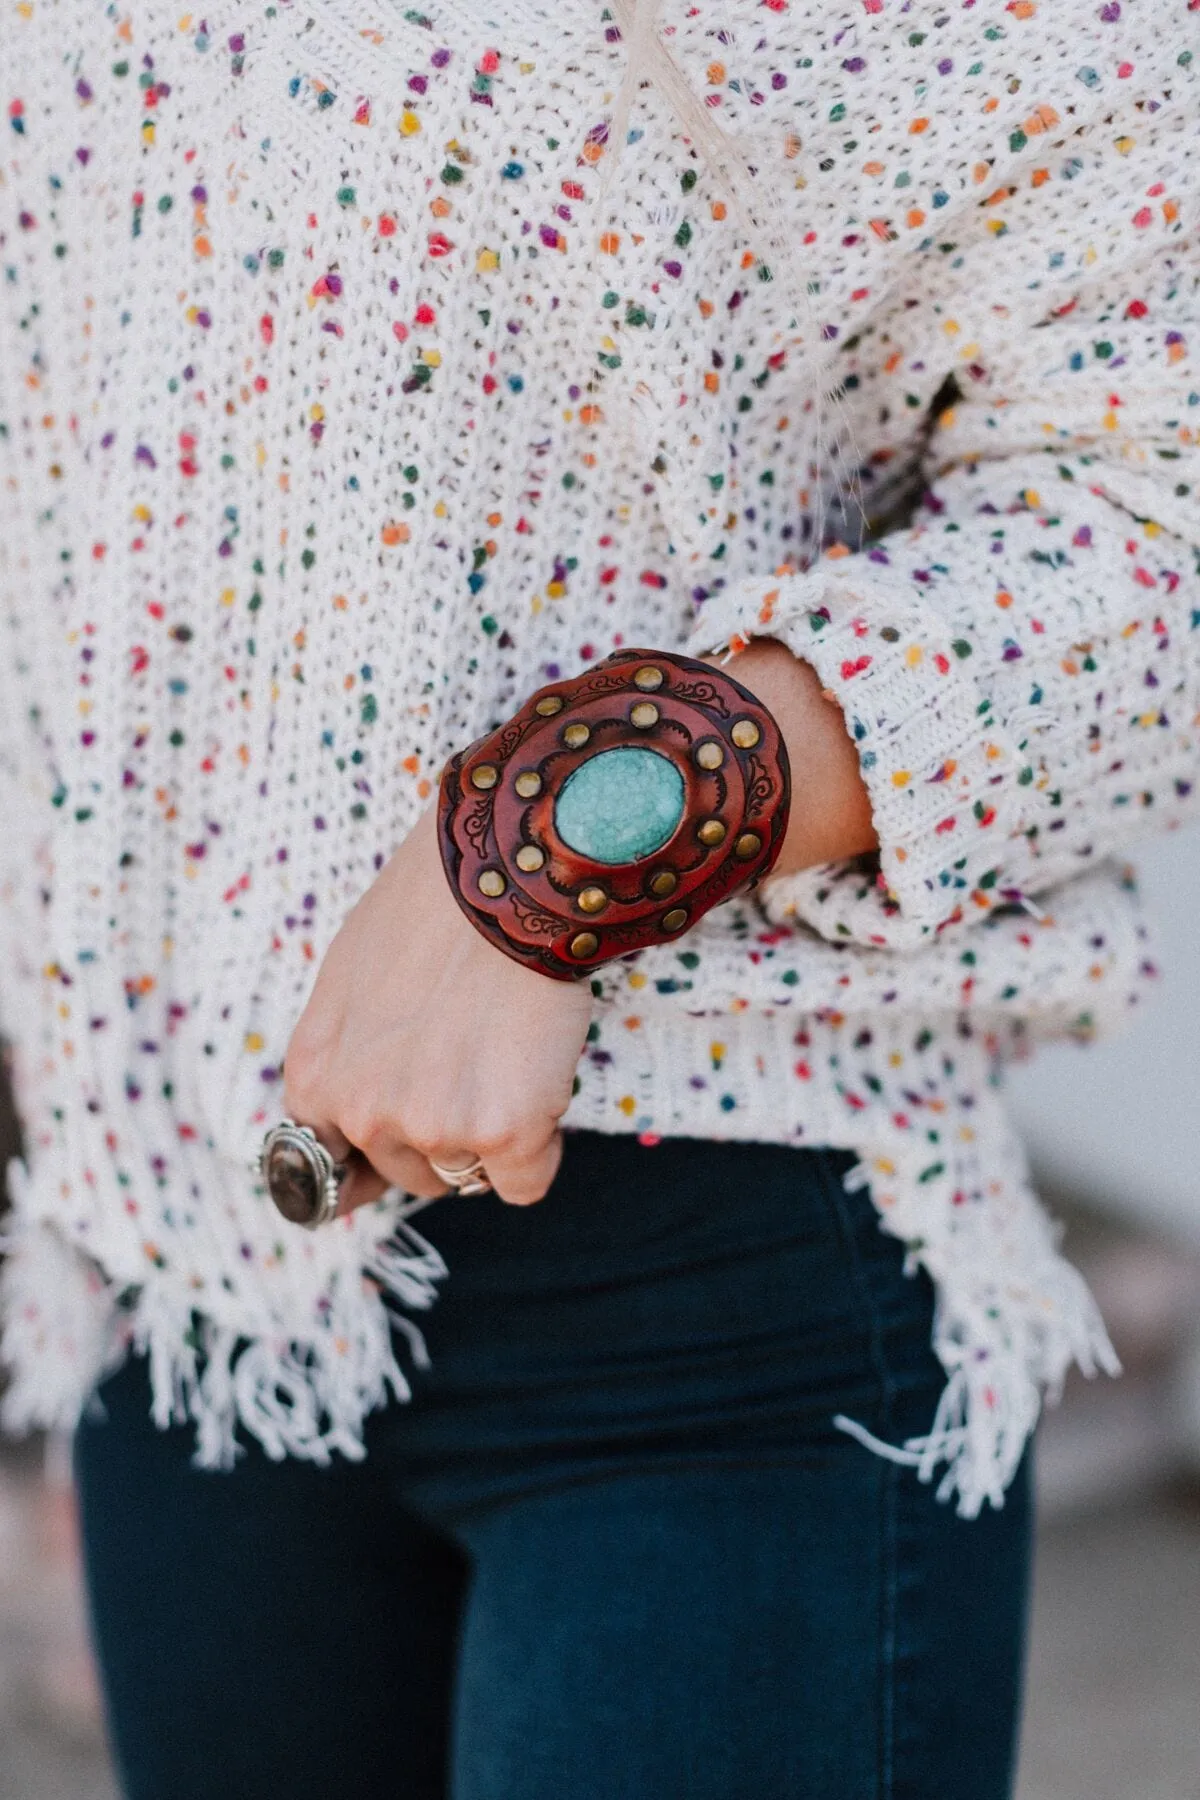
[1,0,1197,1514]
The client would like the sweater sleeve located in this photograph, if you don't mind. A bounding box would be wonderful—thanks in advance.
[686,255,1200,952]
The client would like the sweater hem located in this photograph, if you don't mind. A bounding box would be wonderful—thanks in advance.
[3,1014,1118,1518]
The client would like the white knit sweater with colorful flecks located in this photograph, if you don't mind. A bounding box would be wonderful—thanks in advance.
[1,0,1197,1512]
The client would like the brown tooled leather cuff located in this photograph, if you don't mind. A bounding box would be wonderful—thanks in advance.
[436,649,791,982]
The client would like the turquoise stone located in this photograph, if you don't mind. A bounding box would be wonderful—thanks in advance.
[554,747,685,864]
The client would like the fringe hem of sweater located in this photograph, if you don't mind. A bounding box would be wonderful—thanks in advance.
[1,1013,1118,1519]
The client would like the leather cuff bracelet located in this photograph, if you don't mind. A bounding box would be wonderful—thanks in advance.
[437,649,791,982]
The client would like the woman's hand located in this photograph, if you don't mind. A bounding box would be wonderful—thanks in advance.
[283,640,871,1220]
[282,803,594,1213]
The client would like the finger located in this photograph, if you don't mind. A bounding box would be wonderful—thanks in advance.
[283,1043,454,1212]
[428,1147,483,1180]
[339,1141,450,1213]
[284,1084,451,1211]
[318,1122,354,1165]
[334,1155,390,1216]
[274,1103,368,1207]
[278,1086,353,1167]
[336,1148,451,1216]
[480,1126,563,1208]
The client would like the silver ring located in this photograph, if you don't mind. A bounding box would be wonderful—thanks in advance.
[428,1155,492,1197]
[258,1119,346,1229]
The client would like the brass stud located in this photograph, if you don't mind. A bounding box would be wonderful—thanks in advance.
[478,868,507,898]
[662,907,689,932]
[577,885,608,915]
[630,701,659,730]
[731,718,761,750]
[569,930,599,959]
[516,843,546,873]
[697,818,727,847]
[734,831,762,860]
[562,722,591,749]
[471,763,499,790]
[535,694,565,717]
[514,770,542,798]
[694,740,724,771]
[648,869,678,898]
[633,664,665,691]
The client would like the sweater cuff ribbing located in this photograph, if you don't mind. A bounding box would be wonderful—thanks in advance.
[685,565,1037,950]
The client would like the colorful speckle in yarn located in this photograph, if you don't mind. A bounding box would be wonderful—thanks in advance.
[0,0,1192,1512]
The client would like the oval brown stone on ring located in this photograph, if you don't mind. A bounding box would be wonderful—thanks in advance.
[264,1137,326,1227]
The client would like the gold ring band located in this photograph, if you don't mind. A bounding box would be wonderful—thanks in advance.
[428,1155,492,1196]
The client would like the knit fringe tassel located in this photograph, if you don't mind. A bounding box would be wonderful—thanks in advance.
[832,1146,1121,1518]
[3,1130,1118,1513]
[1,1167,449,1470]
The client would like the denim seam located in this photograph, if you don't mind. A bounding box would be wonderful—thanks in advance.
[812,1153,897,1435]
[814,1151,899,1800]
[879,1460,899,1800]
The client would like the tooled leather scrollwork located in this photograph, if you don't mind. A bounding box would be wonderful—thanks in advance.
[438,648,790,981]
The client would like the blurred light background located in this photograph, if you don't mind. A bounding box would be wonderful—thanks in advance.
[1,827,1198,1799]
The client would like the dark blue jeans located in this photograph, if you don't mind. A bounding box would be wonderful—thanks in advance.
[74,1132,1032,1800]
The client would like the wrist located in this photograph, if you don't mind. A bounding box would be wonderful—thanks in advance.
[702,639,877,875]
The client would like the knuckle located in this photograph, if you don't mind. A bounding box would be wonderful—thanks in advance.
[340,1096,391,1156]
[473,1119,525,1160]
[282,1022,335,1116]
[484,1101,553,1153]
[282,1074,320,1128]
[399,1104,448,1160]
[281,1048,319,1115]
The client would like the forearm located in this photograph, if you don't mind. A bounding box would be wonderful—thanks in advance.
[685,450,1200,952]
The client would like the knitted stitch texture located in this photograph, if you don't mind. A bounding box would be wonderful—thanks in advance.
[1,0,1197,1513]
